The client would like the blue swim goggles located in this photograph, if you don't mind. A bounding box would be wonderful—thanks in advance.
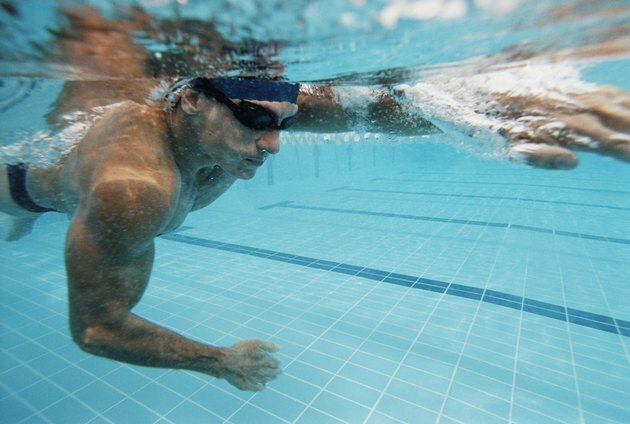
[187,77,300,130]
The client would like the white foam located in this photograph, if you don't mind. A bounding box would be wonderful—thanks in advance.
[379,0,469,28]
[0,102,124,166]
[395,61,599,157]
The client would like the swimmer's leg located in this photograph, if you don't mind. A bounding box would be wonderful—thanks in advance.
[0,211,38,241]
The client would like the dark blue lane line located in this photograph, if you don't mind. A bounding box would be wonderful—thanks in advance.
[260,202,630,246]
[159,232,629,338]
[370,178,630,196]
[333,187,630,212]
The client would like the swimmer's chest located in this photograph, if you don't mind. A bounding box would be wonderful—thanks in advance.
[161,167,235,233]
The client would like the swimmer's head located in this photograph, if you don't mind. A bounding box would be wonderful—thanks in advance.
[148,77,299,130]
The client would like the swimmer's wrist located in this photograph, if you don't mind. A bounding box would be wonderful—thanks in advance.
[192,346,228,377]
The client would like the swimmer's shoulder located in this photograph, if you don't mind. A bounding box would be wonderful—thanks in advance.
[93,100,168,134]
[99,100,165,118]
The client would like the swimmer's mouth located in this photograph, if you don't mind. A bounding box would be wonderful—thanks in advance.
[245,158,265,167]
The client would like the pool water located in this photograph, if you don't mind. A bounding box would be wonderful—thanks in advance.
[2,141,629,423]
[1,0,629,423]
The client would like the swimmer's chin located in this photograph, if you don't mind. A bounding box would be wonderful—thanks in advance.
[232,167,258,180]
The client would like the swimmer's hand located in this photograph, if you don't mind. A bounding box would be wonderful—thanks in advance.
[504,86,630,170]
[219,339,281,391]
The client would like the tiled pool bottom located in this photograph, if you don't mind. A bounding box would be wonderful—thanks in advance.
[1,149,630,423]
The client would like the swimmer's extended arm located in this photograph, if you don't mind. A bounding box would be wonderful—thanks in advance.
[293,84,630,169]
[293,85,441,136]
[65,179,280,391]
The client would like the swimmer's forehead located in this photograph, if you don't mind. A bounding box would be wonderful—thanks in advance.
[193,77,300,104]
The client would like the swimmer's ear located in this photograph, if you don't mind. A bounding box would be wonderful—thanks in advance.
[180,88,201,115]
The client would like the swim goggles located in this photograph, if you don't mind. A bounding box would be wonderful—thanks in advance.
[160,77,299,130]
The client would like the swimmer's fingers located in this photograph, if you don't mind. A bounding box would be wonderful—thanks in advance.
[233,339,280,356]
[220,339,282,391]
[502,86,630,167]
[508,143,578,170]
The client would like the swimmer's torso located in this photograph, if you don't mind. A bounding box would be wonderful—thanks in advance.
[25,102,236,234]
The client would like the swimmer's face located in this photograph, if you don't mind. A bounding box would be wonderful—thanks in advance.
[198,97,298,180]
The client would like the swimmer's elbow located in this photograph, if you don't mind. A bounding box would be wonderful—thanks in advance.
[70,314,126,358]
[70,321,107,356]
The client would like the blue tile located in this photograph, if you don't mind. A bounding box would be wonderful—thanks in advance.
[410,343,460,365]
[285,361,334,387]
[296,407,345,423]
[359,268,390,279]
[326,376,381,408]
[386,379,444,412]
[250,389,306,422]
[387,273,418,284]
[42,396,95,423]
[166,400,222,423]
[75,355,121,378]
[21,414,54,424]
[338,363,390,391]
[350,351,399,376]
[449,284,483,295]
[452,368,512,401]
[155,371,208,397]
[229,403,283,423]
[104,398,160,423]
[395,365,451,394]
[513,388,581,422]
[523,304,567,321]
[18,380,67,411]
[616,319,630,330]
[297,350,345,374]
[382,276,415,288]
[417,278,449,289]
[567,308,615,324]
[459,357,513,385]
[447,288,483,301]
[307,262,336,271]
[133,383,186,415]
[271,374,320,404]
[483,296,522,310]
[580,394,630,423]
[483,290,523,303]
[523,298,566,313]
[101,367,151,395]
[312,391,370,423]
[0,395,35,423]
[365,411,406,424]
[28,353,71,376]
[374,395,437,423]
[189,384,244,419]
[2,365,44,392]
[369,331,413,351]
[74,381,126,411]
[442,397,507,424]
[360,340,406,363]
[568,315,618,334]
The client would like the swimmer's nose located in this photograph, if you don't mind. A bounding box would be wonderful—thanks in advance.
[256,131,280,155]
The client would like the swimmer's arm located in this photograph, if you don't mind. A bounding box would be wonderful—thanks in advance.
[293,85,441,135]
[65,180,279,390]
